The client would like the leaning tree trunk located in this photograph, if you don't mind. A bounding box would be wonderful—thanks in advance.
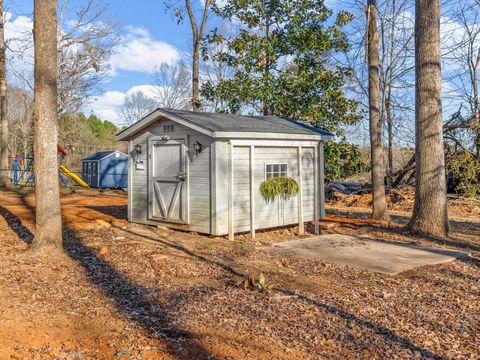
[0,0,9,187]
[408,0,449,237]
[30,0,64,254]
[367,0,389,220]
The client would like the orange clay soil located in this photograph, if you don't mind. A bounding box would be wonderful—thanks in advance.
[0,189,128,232]
[0,189,479,359]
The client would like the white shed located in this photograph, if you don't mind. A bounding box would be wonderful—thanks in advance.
[117,108,333,240]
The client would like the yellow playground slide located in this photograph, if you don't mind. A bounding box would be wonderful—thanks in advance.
[59,165,90,189]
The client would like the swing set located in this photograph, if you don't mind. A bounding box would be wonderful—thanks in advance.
[10,145,90,189]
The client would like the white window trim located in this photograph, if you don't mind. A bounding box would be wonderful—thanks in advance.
[264,162,289,180]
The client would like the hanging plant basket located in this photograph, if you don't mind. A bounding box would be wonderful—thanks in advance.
[259,176,299,203]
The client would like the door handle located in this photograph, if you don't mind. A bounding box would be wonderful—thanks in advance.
[176,172,187,181]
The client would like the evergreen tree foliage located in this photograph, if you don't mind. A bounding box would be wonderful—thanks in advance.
[324,140,369,181]
[85,114,118,142]
[202,0,359,134]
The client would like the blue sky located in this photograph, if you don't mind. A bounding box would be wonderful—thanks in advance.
[6,0,372,126]
[101,0,198,92]
[6,0,354,124]
[5,0,473,140]
[6,0,220,122]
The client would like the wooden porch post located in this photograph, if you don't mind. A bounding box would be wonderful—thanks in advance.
[319,141,326,219]
[228,141,234,241]
[250,145,255,238]
[297,146,304,235]
[314,144,320,235]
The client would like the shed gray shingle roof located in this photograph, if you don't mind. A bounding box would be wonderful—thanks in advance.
[161,109,334,136]
[117,108,334,140]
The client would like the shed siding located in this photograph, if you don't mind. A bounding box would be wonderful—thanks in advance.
[129,118,212,233]
[231,146,315,234]
[98,154,128,188]
[232,147,251,233]
[82,152,128,189]
[301,147,315,220]
[129,131,151,223]
[213,141,230,235]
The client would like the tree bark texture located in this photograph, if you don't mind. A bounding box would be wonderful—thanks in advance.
[367,0,389,220]
[262,6,272,116]
[31,0,64,254]
[186,0,211,112]
[386,94,393,189]
[0,0,9,187]
[472,66,480,160]
[408,0,449,237]
[192,43,201,111]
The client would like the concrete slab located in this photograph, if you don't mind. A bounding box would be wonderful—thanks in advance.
[271,234,470,275]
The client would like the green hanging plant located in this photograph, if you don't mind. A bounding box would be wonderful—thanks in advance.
[259,176,299,203]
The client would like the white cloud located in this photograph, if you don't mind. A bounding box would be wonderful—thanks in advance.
[89,91,126,123]
[5,12,180,84]
[5,12,34,82]
[88,85,162,124]
[210,0,228,8]
[5,12,32,38]
[126,84,159,98]
[110,27,180,74]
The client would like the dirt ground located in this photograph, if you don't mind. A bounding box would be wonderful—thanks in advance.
[0,188,479,359]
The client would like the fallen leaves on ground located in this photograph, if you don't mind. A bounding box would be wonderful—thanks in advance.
[0,190,479,359]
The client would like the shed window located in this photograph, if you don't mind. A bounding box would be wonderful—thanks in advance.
[265,163,288,179]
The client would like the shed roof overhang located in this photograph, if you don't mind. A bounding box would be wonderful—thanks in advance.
[116,109,334,142]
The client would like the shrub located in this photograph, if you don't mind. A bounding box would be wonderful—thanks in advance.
[324,140,369,181]
[446,149,480,199]
[241,273,274,293]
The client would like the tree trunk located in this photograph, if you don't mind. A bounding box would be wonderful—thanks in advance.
[30,0,64,254]
[392,153,415,188]
[262,9,271,116]
[192,42,201,112]
[386,93,393,189]
[408,0,449,237]
[472,66,480,161]
[367,0,389,220]
[0,0,9,187]
[185,0,211,112]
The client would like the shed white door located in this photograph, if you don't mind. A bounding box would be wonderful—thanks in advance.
[148,140,187,223]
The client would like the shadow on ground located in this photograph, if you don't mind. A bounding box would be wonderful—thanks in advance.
[86,205,127,220]
[0,198,212,358]
[0,195,448,359]
[63,229,212,358]
[0,205,33,244]
[327,208,480,254]
[114,226,444,359]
